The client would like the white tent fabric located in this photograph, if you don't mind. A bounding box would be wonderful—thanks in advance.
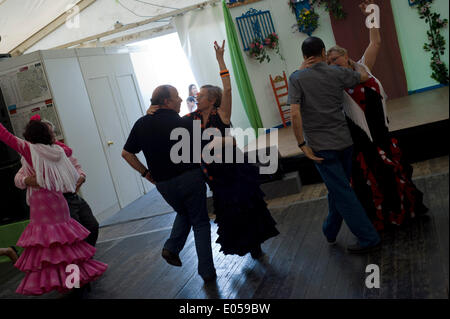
[0,0,205,53]
[173,4,253,145]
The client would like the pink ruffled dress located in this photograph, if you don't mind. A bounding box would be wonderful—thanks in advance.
[0,123,107,295]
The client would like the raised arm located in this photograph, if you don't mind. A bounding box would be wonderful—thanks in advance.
[0,123,31,163]
[360,0,381,72]
[351,60,370,83]
[215,40,232,124]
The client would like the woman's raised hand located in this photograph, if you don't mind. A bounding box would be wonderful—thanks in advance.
[359,0,375,16]
[214,40,225,61]
[348,58,357,69]
[299,56,315,70]
[146,105,160,115]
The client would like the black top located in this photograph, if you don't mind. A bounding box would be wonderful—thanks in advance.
[185,108,230,136]
[124,109,198,182]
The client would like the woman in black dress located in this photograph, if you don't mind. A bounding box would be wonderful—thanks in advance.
[185,40,279,258]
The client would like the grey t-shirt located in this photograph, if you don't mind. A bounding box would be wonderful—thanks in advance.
[288,62,361,152]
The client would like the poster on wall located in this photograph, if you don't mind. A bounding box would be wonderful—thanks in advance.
[0,62,62,139]
[7,99,63,140]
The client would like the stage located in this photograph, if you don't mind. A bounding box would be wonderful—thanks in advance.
[245,86,449,184]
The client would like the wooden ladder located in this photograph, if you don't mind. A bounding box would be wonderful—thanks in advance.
[269,71,290,128]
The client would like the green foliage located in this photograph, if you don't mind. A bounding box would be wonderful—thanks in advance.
[310,0,347,20]
[414,0,449,84]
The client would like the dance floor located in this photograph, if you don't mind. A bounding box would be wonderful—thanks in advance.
[0,87,448,299]
[0,169,447,299]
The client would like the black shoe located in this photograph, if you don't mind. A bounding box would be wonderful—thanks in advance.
[347,242,381,254]
[326,237,337,246]
[162,248,182,267]
[250,246,264,259]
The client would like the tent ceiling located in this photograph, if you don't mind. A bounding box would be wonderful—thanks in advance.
[0,0,207,53]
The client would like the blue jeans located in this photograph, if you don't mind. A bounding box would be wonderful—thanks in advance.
[156,168,215,277]
[314,146,380,248]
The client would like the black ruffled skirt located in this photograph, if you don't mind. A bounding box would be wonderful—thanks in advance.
[206,160,280,256]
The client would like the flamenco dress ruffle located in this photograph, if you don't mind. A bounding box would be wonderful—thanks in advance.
[347,86,428,231]
[14,189,107,295]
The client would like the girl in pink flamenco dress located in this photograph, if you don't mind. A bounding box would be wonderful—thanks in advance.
[0,119,107,296]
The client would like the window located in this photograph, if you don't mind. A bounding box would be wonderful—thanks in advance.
[128,32,198,116]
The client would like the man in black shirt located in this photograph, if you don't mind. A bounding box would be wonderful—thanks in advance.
[122,85,216,282]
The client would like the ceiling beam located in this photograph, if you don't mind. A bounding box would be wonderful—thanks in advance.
[8,0,97,56]
[53,0,221,49]
[76,24,175,48]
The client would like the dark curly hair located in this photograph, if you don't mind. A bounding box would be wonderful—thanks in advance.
[23,120,53,145]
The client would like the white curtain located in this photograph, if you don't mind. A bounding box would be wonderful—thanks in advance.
[173,4,254,146]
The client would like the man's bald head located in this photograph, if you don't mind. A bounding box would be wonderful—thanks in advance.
[151,85,182,113]
[151,85,176,106]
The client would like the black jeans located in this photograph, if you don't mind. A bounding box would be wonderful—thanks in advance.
[63,193,99,247]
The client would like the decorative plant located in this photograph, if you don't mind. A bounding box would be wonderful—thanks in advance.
[264,32,285,61]
[296,8,320,36]
[412,0,449,84]
[249,39,270,63]
[289,0,346,20]
[310,0,347,20]
[288,1,320,35]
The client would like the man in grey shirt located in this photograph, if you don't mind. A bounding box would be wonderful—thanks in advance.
[288,37,380,253]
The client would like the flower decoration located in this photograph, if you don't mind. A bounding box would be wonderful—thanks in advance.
[413,0,449,84]
[288,0,346,35]
[248,39,270,63]
[264,32,285,61]
[295,8,320,36]
[247,32,285,63]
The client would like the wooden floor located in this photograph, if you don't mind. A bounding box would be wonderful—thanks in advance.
[245,87,449,158]
[266,155,449,209]
[0,157,448,299]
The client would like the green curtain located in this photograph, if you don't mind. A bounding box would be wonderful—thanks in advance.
[222,0,264,136]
